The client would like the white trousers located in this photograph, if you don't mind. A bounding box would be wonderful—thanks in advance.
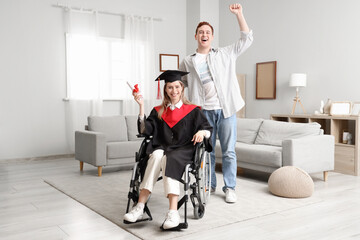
[140,149,180,197]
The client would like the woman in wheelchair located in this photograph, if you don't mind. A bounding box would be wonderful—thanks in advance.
[123,70,212,230]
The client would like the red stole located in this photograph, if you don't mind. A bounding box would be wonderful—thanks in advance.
[154,104,199,128]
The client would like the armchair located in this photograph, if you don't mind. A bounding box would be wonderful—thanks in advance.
[75,115,142,176]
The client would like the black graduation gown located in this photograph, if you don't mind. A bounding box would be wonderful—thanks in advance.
[139,104,212,181]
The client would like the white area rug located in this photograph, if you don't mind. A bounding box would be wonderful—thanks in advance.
[44,170,321,240]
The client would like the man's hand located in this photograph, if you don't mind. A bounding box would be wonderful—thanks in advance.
[230,3,249,32]
[229,3,243,15]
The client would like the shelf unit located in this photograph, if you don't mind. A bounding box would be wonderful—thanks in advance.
[270,114,360,176]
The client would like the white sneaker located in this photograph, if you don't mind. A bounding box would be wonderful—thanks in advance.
[124,204,144,222]
[225,188,237,203]
[163,210,180,229]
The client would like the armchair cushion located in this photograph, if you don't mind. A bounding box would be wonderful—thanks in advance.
[88,116,128,142]
[125,115,141,141]
[107,141,141,159]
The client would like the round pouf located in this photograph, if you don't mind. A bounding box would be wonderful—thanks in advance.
[268,166,314,198]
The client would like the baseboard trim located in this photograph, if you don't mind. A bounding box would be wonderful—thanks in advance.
[0,154,75,163]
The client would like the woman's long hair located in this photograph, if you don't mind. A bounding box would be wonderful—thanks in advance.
[157,81,192,119]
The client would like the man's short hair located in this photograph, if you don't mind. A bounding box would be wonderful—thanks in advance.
[195,22,214,35]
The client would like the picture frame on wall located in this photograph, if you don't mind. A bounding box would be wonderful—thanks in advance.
[330,101,352,115]
[256,61,277,99]
[159,54,179,72]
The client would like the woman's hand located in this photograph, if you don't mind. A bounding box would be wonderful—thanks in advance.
[133,92,144,106]
[133,91,145,117]
[192,131,205,145]
[229,3,243,15]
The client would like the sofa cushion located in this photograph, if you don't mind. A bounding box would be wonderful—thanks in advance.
[215,141,282,168]
[255,120,321,147]
[125,115,140,141]
[107,141,142,159]
[237,118,263,144]
[235,142,282,168]
[88,116,128,142]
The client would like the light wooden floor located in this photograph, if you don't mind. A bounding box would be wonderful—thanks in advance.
[1,157,360,240]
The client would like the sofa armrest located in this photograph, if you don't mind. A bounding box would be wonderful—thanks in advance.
[75,130,107,167]
[282,135,335,173]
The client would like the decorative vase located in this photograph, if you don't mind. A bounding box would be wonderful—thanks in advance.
[323,99,332,114]
[320,100,324,114]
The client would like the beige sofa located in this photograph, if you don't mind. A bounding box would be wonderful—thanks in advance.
[215,118,334,181]
[75,115,142,176]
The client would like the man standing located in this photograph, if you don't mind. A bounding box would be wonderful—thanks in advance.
[179,3,253,203]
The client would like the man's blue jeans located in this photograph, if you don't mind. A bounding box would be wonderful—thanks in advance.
[203,109,237,192]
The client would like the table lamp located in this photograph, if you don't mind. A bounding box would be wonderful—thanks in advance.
[289,73,307,114]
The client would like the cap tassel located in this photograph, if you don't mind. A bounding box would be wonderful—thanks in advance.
[156,78,162,99]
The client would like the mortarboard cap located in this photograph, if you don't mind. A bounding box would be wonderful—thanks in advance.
[155,70,189,83]
[154,70,189,99]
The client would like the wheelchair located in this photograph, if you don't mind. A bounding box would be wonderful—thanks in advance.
[124,135,211,230]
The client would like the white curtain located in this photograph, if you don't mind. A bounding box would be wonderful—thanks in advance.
[122,16,160,115]
[64,10,103,151]
[63,11,157,151]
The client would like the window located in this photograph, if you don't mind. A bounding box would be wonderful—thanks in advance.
[66,33,145,99]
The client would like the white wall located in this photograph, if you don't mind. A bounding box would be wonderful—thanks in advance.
[219,0,360,119]
[0,0,187,159]
[186,0,219,54]
[200,0,219,49]
[186,0,200,54]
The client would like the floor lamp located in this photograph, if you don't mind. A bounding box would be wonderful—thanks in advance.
[289,73,307,114]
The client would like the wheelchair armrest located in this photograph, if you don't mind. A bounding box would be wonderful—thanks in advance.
[136,134,153,140]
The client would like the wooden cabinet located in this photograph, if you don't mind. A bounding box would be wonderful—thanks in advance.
[270,114,360,176]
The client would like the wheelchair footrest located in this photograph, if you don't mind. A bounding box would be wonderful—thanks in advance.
[123,217,152,224]
[160,222,188,231]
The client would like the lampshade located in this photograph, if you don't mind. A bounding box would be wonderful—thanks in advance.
[289,73,307,87]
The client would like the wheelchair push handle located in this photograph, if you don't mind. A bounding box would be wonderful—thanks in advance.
[196,137,212,153]
[195,142,204,150]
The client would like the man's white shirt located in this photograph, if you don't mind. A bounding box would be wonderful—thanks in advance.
[194,53,221,111]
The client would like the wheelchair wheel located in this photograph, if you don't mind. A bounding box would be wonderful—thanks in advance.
[193,203,205,219]
[197,147,211,205]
